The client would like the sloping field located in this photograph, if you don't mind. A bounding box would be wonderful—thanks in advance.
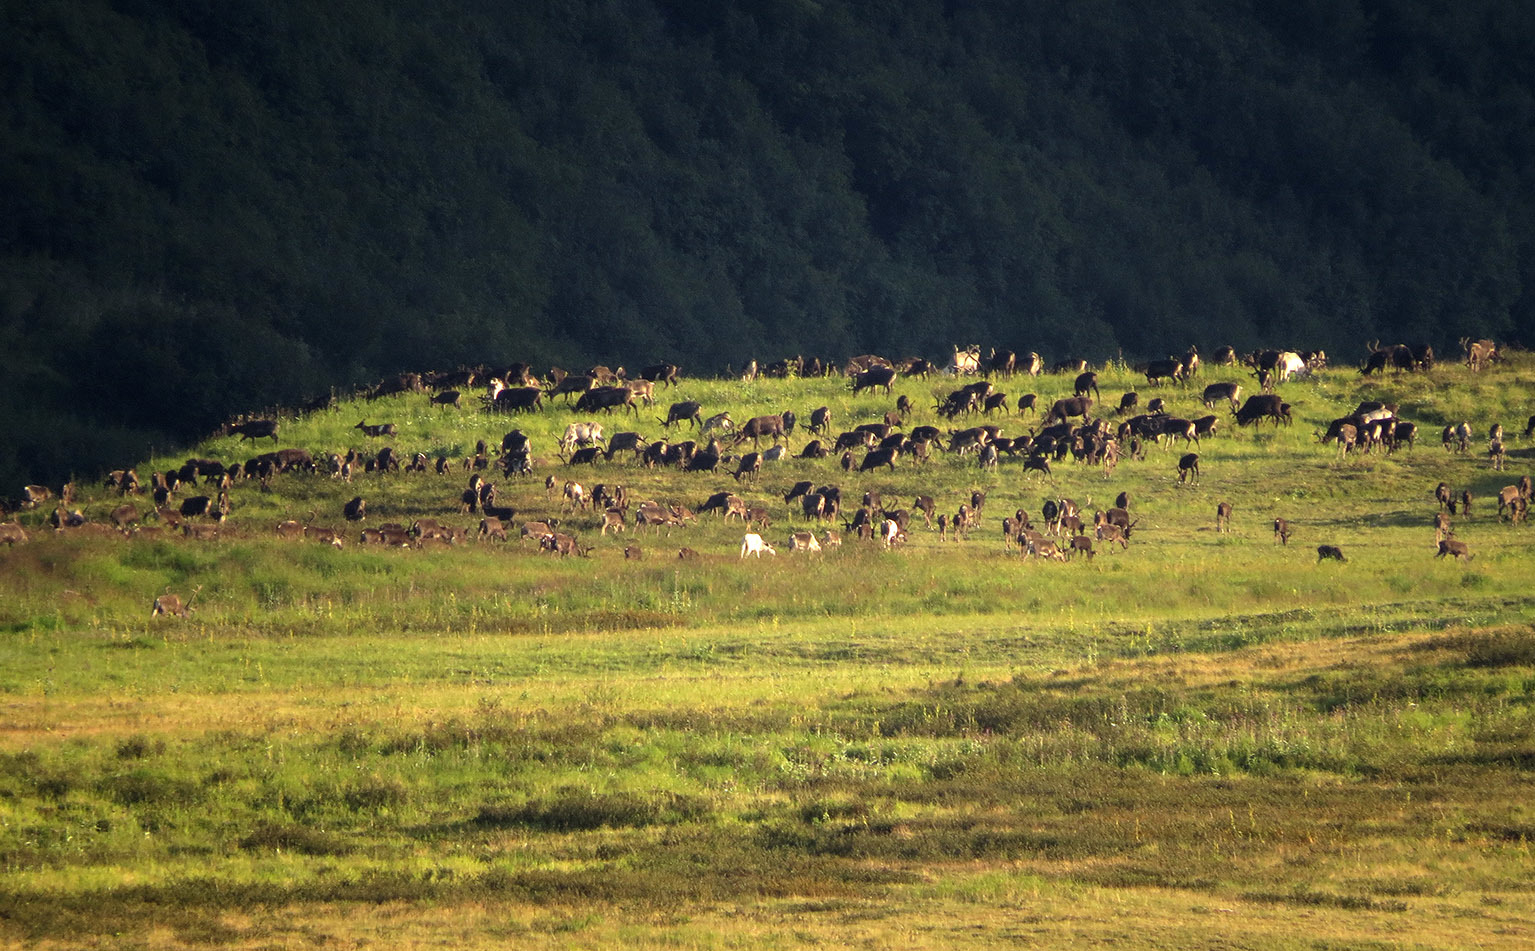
[0,355,1531,949]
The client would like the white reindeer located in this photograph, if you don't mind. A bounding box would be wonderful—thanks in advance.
[740,533,776,558]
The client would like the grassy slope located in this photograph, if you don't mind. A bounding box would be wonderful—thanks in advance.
[0,357,1532,949]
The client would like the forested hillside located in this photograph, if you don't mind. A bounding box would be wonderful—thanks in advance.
[3,0,1532,488]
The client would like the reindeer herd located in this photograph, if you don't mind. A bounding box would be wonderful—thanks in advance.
[0,337,1525,615]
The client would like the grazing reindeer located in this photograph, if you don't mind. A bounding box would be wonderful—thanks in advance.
[740,533,776,558]
[1436,539,1474,561]
[1435,482,1454,512]
[152,585,202,618]
[1215,501,1232,533]
[1273,518,1291,545]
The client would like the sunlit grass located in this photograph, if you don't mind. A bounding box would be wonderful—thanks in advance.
[1,356,1533,947]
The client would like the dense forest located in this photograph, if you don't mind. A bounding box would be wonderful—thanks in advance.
[3,0,1532,489]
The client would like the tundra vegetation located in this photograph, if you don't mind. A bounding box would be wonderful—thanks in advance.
[1,355,1533,949]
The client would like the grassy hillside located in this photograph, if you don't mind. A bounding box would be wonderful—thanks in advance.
[1,357,1532,948]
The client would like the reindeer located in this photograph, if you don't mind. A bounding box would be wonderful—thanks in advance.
[948,344,982,375]
[354,420,397,438]
[152,585,202,618]
[1435,482,1454,512]
[1436,539,1474,561]
[1215,501,1232,533]
[1461,337,1497,372]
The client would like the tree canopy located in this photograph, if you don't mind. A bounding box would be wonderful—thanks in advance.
[2,0,1531,487]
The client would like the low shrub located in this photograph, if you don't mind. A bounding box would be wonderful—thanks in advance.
[238,821,354,856]
[474,788,709,831]
[1461,629,1535,668]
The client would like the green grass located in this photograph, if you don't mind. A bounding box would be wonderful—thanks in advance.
[1,357,1533,948]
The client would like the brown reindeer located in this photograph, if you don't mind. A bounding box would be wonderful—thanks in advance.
[1215,501,1232,533]
[152,586,201,618]
[1435,482,1453,512]
[354,420,397,438]
[1434,511,1453,542]
[1436,539,1473,561]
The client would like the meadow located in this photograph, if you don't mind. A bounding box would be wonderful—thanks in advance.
[0,354,1532,949]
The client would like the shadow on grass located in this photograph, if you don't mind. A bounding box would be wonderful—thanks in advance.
[471,787,712,832]
[0,831,912,945]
